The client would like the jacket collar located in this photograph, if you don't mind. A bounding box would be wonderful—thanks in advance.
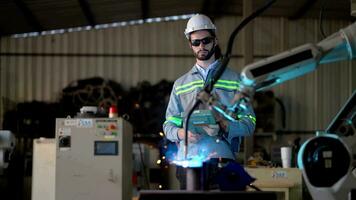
[189,59,221,75]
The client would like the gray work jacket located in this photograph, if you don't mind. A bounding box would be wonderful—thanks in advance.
[163,60,256,161]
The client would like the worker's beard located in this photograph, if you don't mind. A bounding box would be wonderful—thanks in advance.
[194,44,216,61]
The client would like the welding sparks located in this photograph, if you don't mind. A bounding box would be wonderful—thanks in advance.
[164,136,220,168]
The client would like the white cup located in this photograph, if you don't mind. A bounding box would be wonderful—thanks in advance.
[281,146,292,168]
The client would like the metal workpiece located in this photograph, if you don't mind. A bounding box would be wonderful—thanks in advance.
[186,167,202,191]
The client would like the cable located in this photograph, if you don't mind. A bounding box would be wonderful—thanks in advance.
[184,101,200,159]
[248,183,262,191]
[275,97,286,129]
[136,139,150,189]
[319,0,327,39]
[206,0,276,93]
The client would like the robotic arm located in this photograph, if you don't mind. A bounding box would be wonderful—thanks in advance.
[297,91,356,200]
[240,21,356,92]
[200,22,356,125]
[235,22,356,200]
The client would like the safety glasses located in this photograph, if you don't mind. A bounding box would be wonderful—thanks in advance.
[190,37,214,46]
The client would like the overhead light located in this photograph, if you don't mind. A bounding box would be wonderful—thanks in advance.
[11,13,196,38]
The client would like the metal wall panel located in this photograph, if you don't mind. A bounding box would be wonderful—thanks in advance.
[272,18,352,130]
[0,17,354,131]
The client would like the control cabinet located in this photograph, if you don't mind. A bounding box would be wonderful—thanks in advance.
[55,118,132,200]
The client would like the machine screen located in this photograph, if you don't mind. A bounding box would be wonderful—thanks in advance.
[94,141,118,155]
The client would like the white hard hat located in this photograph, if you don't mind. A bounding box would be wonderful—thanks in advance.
[184,14,216,39]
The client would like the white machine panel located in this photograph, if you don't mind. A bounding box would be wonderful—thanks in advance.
[31,138,55,200]
[55,118,132,200]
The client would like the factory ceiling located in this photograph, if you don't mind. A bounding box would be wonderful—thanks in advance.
[0,0,353,37]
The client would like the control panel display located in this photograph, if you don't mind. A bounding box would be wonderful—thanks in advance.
[94,141,118,155]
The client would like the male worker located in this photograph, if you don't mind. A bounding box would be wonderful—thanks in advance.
[163,14,256,189]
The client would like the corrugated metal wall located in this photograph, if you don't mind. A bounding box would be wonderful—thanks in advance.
[0,16,354,131]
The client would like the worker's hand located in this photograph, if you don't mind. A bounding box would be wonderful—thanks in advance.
[201,124,220,136]
[213,112,229,132]
[177,129,201,143]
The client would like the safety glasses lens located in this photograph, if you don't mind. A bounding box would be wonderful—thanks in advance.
[191,37,213,46]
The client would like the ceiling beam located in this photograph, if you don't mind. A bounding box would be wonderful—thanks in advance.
[14,0,43,32]
[141,0,149,20]
[78,0,96,27]
[288,0,318,20]
[201,0,225,18]
[0,27,5,37]
[201,0,212,15]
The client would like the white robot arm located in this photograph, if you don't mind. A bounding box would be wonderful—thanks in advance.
[203,22,356,126]
[237,22,356,200]
[240,22,356,91]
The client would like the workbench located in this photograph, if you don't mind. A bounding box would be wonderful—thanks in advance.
[246,168,303,200]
